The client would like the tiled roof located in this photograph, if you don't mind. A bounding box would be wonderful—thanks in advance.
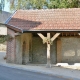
[7,8,80,32]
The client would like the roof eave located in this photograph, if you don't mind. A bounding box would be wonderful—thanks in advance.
[5,24,23,33]
[23,29,80,33]
[4,24,80,33]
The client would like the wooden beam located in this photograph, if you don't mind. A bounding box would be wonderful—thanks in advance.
[47,33,50,39]
[46,33,51,68]
[37,33,45,40]
[51,33,60,42]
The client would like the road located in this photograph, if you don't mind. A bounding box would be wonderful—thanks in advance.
[0,65,70,80]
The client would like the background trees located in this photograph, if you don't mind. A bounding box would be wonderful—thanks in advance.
[8,0,79,10]
[48,0,79,8]
[0,0,80,11]
[0,0,5,11]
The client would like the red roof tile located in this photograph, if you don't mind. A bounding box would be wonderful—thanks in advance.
[7,8,80,32]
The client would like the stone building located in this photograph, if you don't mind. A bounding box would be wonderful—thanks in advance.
[0,11,11,51]
[0,11,11,35]
[5,8,80,67]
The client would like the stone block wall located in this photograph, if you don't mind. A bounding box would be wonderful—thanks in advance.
[51,40,57,64]
[32,37,80,64]
[15,35,22,64]
[15,33,32,64]
[61,37,80,63]
[7,31,80,64]
[32,37,57,64]
[32,37,47,64]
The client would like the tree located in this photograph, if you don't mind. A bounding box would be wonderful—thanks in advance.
[8,0,80,10]
[8,0,48,10]
[48,0,79,9]
[0,0,5,11]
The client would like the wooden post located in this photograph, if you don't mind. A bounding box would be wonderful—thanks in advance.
[37,33,45,40]
[57,38,62,63]
[37,33,60,68]
[46,33,51,68]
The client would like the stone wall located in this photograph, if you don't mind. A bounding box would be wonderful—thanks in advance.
[15,35,22,64]
[51,40,57,64]
[32,37,47,64]
[61,37,80,63]
[32,37,57,64]
[15,33,32,64]
[7,31,80,64]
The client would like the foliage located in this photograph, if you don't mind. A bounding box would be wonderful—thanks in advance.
[0,0,5,11]
[0,36,6,43]
[8,0,79,10]
[48,0,79,9]
[0,35,13,43]
[8,0,47,10]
